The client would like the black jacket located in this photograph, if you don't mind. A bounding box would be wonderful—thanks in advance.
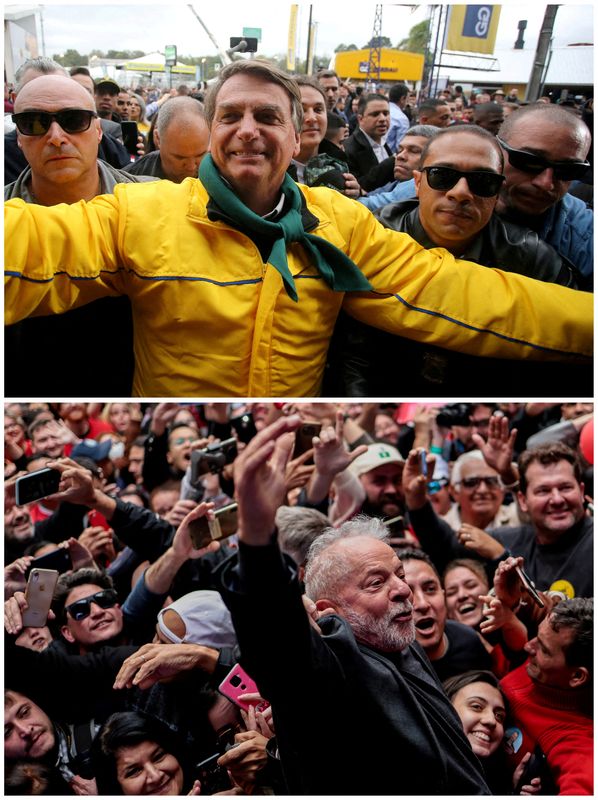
[342,127,395,191]
[220,539,490,795]
[323,200,590,397]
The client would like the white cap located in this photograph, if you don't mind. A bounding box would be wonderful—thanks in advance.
[157,590,236,648]
[349,443,404,478]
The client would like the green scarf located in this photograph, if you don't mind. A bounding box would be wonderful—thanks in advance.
[199,154,372,302]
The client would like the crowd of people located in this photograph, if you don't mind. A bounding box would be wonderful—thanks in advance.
[4,401,594,795]
[4,58,593,396]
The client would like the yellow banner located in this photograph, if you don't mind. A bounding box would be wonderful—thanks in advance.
[287,4,298,71]
[444,5,501,54]
[307,22,317,75]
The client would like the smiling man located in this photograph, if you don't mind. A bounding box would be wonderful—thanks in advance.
[5,60,592,397]
[500,598,593,795]
[52,569,125,655]
[220,415,491,795]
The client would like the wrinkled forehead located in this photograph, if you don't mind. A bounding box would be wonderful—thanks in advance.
[460,459,499,479]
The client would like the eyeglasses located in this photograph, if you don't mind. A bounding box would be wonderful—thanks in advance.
[172,436,195,446]
[421,166,505,197]
[65,589,118,621]
[471,417,491,428]
[497,137,590,181]
[12,109,97,136]
[459,476,501,490]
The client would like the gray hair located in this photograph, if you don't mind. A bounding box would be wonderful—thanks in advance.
[204,59,303,135]
[450,450,494,487]
[275,506,329,568]
[403,124,440,140]
[156,96,206,139]
[15,57,67,92]
[304,515,390,602]
[550,597,593,671]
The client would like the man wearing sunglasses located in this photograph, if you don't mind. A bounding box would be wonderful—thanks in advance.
[52,569,126,655]
[5,74,157,396]
[495,104,592,286]
[331,126,582,394]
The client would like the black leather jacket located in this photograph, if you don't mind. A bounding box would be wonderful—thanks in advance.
[323,201,589,396]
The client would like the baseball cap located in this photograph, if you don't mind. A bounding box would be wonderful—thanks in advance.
[94,77,120,93]
[157,590,237,648]
[70,438,112,462]
[349,443,404,478]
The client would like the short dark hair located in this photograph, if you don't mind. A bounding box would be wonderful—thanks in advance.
[295,75,327,105]
[518,442,583,494]
[325,112,347,133]
[357,92,388,116]
[389,83,409,103]
[92,711,191,795]
[52,567,115,625]
[69,66,91,77]
[417,98,449,117]
[418,125,504,170]
[442,669,504,701]
[27,417,53,441]
[398,547,440,579]
[317,69,340,85]
[550,598,593,672]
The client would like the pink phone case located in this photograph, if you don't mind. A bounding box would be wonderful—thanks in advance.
[217,664,268,712]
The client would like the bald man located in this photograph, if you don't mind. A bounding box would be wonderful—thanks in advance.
[125,96,210,182]
[5,74,155,395]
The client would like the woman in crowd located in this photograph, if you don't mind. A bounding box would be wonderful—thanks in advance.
[93,711,199,796]
[444,670,542,795]
[128,93,150,134]
[290,77,360,198]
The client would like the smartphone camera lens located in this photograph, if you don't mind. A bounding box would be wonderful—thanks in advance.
[230,675,242,687]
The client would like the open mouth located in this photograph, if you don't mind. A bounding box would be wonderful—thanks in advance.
[92,619,112,631]
[415,617,435,632]
[457,601,477,615]
[471,730,491,743]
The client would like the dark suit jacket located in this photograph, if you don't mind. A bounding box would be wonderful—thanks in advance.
[343,127,395,191]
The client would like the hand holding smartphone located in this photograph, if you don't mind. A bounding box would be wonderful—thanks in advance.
[22,569,59,628]
[187,503,238,550]
[218,663,269,712]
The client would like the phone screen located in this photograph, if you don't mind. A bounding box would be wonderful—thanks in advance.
[294,423,321,462]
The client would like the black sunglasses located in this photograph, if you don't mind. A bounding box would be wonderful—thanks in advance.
[497,137,589,181]
[12,108,97,136]
[421,166,505,197]
[65,588,118,621]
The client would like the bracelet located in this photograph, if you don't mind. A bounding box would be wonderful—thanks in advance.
[430,445,442,455]
[502,479,520,491]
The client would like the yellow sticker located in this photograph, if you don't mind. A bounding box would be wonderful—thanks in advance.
[549,579,575,599]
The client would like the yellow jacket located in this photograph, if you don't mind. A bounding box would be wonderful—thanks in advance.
[4,179,592,397]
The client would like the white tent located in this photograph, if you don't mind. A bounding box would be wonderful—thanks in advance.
[118,51,195,75]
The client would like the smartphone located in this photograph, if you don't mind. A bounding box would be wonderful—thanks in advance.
[230,412,258,445]
[187,502,238,549]
[513,745,548,794]
[294,422,322,463]
[21,569,59,628]
[88,509,111,531]
[15,468,61,507]
[190,438,238,484]
[25,547,71,578]
[419,450,428,477]
[195,753,231,795]
[515,566,545,608]
[218,663,269,712]
[120,120,139,155]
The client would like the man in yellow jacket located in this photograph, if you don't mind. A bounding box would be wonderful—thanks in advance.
[4,60,592,397]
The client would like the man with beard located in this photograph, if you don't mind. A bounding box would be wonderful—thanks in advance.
[4,504,36,562]
[219,415,490,795]
[348,442,405,519]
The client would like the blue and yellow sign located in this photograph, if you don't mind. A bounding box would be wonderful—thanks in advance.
[444,5,501,54]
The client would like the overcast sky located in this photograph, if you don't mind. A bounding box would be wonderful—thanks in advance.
[10,2,595,59]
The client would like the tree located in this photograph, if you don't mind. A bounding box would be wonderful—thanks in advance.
[363,36,392,49]
[396,19,430,53]
[334,43,359,52]
[53,49,87,67]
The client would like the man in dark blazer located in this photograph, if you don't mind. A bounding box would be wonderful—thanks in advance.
[343,93,396,191]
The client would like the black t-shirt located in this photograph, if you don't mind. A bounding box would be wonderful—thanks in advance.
[432,620,493,682]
